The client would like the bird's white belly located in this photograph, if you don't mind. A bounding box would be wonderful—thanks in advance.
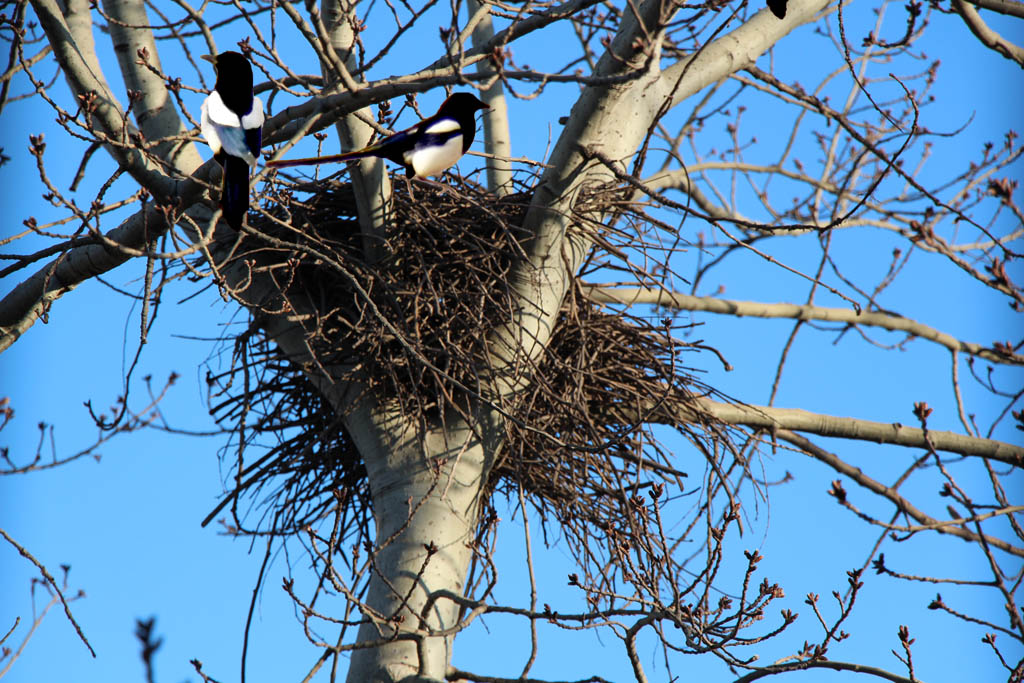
[405,135,464,178]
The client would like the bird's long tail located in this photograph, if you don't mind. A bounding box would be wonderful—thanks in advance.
[265,149,372,168]
[221,155,251,230]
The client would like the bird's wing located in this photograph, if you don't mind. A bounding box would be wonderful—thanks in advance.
[395,116,464,177]
[411,117,463,148]
[202,91,241,127]
[200,96,223,155]
[420,117,461,136]
[244,127,263,162]
[404,117,465,177]
[266,109,463,172]
[356,115,459,158]
[241,96,264,131]
[201,92,259,166]
[207,122,258,166]
[356,128,414,162]
[242,97,264,160]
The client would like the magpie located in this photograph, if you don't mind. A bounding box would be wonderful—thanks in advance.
[267,92,489,178]
[200,51,264,230]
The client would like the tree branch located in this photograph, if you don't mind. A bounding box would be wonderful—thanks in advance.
[954,0,1024,67]
[0,527,95,658]
[318,0,393,263]
[732,658,921,683]
[582,285,1024,366]
[660,0,833,109]
[466,0,513,194]
[1,71,489,354]
[970,0,1024,20]
[670,397,1024,466]
[101,0,203,173]
[775,429,1023,556]
[31,0,175,193]
[489,0,832,395]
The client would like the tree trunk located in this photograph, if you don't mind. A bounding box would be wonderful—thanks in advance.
[342,397,501,682]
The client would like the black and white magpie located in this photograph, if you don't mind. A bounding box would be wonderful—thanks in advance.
[267,92,489,178]
[200,51,264,230]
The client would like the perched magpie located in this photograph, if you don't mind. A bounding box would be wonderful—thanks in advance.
[200,51,264,230]
[267,92,489,178]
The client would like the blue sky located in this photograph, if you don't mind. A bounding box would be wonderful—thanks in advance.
[2,2,1022,682]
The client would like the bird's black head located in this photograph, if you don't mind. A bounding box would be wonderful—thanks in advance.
[434,92,489,153]
[202,51,255,117]
[437,92,490,118]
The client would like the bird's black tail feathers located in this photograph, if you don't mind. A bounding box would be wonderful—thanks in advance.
[221,155,250,230]
[265,149,372,169]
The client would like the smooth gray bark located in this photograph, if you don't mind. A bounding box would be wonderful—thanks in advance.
[320,0,394,263]
[466,0,513,194]
[342,400,501,683]
[103,0,203,173]
[490,0,832,393]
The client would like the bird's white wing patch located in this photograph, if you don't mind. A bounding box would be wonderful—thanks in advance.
[202,90,241,127]
[240,96,264,130]
[200,96,223,155]
[201,94,257,165]
[405,134,464,178]
[422,117,460,135]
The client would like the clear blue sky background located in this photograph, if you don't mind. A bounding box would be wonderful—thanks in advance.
[2,2,1021,682]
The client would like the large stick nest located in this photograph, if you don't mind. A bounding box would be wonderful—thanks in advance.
[205,175,730,571]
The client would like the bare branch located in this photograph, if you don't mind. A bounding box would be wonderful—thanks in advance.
[0,528,94,657]
[775,430,1024,557]
[583,285,1024,366]
[732,658,921,683]
[466,0,513,194]
[31,0,176,193]
[971,0,1024,18]
[669,397,1024,466]
[101,0,203,172]
[954,0,1024,66]
[0,191,220,352]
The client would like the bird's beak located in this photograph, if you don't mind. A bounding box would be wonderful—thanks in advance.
[200,54,216,65]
